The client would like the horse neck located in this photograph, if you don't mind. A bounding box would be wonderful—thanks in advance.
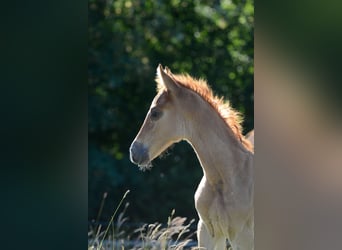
[184,99,252,186]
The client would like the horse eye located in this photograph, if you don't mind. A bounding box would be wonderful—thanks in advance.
[150,109,162,120]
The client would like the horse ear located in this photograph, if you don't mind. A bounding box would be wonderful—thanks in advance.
[157,64,180,93]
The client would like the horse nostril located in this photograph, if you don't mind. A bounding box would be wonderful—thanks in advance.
[130,142,149,165]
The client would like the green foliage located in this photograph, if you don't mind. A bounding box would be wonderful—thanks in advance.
[89,0,254,223]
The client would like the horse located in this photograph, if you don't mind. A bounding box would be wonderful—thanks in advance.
[129,65,254,250]
[245,130,254,146]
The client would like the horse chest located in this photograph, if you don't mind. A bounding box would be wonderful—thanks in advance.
[195,178,232,235]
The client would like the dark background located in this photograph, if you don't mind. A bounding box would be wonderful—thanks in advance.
[2,0,342,249]
[88,0,254,225]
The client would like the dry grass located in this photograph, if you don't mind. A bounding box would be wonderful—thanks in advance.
[88,191,198,250]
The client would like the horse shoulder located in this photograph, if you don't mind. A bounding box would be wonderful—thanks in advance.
[195,177,230,237]
[194,176,216,235]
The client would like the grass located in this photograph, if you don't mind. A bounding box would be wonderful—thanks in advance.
[88,190,199,250]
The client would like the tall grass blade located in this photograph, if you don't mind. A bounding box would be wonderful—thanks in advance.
[98,190,130,250]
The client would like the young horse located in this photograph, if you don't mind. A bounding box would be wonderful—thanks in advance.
[130,65,254,250]
[246,130,254,146]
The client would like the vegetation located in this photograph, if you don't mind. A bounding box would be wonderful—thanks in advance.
[89,0,253,228]
[88,191,196,250]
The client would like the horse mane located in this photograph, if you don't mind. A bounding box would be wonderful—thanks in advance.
[156,72,254,153]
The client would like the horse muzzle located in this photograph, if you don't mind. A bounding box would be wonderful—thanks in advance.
[129,141,149,166]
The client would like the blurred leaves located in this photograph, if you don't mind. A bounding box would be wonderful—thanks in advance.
[89,0,253,223]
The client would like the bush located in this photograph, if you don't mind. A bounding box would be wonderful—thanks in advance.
[89,0,254,223]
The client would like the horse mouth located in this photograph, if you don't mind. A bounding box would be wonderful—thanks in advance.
[131,153,152,171]
[137,161,152,171]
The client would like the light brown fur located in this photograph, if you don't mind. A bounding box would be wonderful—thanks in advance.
[156,72,253,153]
[245,130,254,146]
[130,65,254,250]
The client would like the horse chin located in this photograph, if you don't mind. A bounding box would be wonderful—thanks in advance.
[138,161,152,171]
[137,145,174,171]
[136,154,153,171]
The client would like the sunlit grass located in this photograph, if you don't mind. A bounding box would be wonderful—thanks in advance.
[88,191,198,250]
